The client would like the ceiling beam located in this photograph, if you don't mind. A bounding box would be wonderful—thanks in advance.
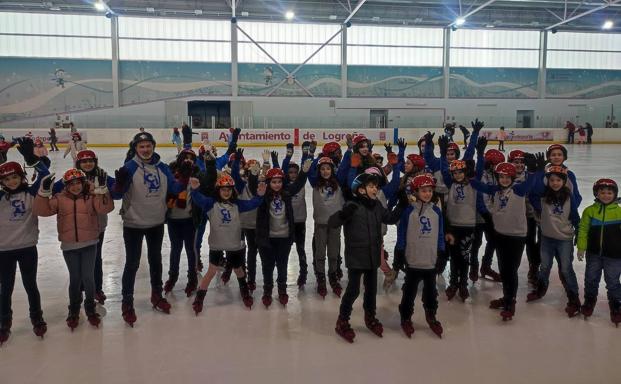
[343,0,367,24]
[545,0,621,29]
[447,0,497,27]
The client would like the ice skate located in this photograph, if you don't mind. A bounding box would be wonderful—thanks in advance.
[329,273,342,297]
[122,302,137,327]
[581,297,596,319]
[193,289,207,315]
[151,292,171,314]
[364,313,383,337]
[66,309,80,331]
[401,319,415,338]
[480,266,501,282]
[445,285,458,301]
[489,297,505,309]
[335,318,355,343]
[31,316,47,338]
[425,311,443,338]
[95,291,107,305]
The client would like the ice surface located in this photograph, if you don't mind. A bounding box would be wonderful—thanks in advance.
[1,144,620,384]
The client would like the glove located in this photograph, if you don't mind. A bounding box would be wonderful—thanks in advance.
[113,166,130,193]
[397,138,407,152]
[471,118,484,133]
[459,125,470,137]
[302,158,313,173]
[351,153,362,168]
[577,250,585,262]
[286,143,294,157]
[339,203,358,220]
[438,135,449,158]
[368,141,374,152]
[535,152,546,172]
[261,150,270,163]
[397,190,409,208]
[301,141,310,156]
[179,159,194,178]
[309,141,317,155]
[387,152,398,166]
[271,151,279,165]
[231,127,241,143]
[384,143,393,154]
[424,131,435,150]
[465,160,476,178]
[235,148,244,162]
[524,153,537,173]
[39,173,55,197]
[16,137,39,166]
[476,137,488,154]
[95,168,108,187]
[346,134,353,150]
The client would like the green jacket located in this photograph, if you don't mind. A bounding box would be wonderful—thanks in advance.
[577,201,621,258]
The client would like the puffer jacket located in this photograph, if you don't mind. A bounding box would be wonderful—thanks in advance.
[33,189,114,244]
[577,200,621,258]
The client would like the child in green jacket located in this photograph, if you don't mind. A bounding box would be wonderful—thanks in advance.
[577,178,621,326]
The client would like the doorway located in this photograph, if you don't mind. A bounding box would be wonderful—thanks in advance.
[188,101,231,129]
[516,110,534,128]
[370,109,388,128]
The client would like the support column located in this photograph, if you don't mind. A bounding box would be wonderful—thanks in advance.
[111,15,120,108]
[341,25,347,98]
[538,30,547,99]
[443,27,450,99]
[231,19,239,97]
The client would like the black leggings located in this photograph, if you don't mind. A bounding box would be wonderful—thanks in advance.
[471,223,485,268]
[496,232,526,303]
[482,220,497,269]
[259,237,292,290]
[121,224,165,303]
[339,268,377,321]
[95,232,105,292]
[243,229,258,283]
[294,222,308,276]
[525,217,541,269]
[0,246,42,322]
[167,218,197,283]
[399,268,438,320]
[448,227,475,286]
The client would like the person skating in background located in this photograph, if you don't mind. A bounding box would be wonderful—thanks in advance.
[459,124,471,150]
[585,122,593,144]
[577,178,621,326]
[0,139,50,345]
[564,121,576,144]
[63,132,87,161]
[330,173,406,343]
[497,126,507,152]
[111,132,187,326]
[0,134,15,164]
[396,174,445,339]
[444,123,456,142]
[34,169,114,331]
[172,127,182,153]
[182,123,199,150]
[48,128,59,152]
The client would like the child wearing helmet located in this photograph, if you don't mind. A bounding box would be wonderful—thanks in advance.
[189,174,267,314]
[526,166,581,317]
[256,159,312,308]
[576,178,621,326]
[63,132,87,161]
[0,155,50,345]
[470,152,545,321]
[329,172,405,343]
[545,144,582,206]
[33,168,114,331]
[395,174,446,339]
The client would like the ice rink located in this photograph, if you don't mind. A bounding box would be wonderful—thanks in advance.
[1,143,620,384]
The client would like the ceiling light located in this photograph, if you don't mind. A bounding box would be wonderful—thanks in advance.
[194,9,202,15]
[455,17,466,26]
[146,7,155,13]
[94,1,106,11]
[329,15,337,20]
[241,11,249,16]
[49,6,61,11]
[602,20,614,30]
[372,16,380,22]
[486,23,495,28]
[285,10,295,20]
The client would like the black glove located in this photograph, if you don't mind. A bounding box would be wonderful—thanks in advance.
[524,153,537,173]
[535,152,546,172]
[41,174,55,192]
[397,190,409,208]
[471,118,484,133]
[438,135,449,158]
[231,127,241,143]
[368,141,374,152]
[384,143,393,154]
[95,168,108,187]
[235,147,244,161]
[465,160,476,178]
[339,203,358,220]
[113,166,130,193]
[270,151,279,165]
[179,159,193,178]
[16,137,39,166]
[476,137,488,154]
[309,141,317,155]
[226,141,237,156]
[424,131,435,151]
[397,138,407,152]
[302,141,310,156]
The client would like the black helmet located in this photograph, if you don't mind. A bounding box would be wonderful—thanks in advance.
[131,131,156,149]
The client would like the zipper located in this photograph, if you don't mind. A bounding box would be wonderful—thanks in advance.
[599,205,605,257]
[74,198,79,242]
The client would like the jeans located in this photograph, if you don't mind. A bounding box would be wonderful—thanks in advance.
[244,229,258,283]
[496,232,526,302]
[526,217,541,270]
[448,227,475,286]
[95,231,105,292]
[194,217,207,257]
[294,222,308,276]
[312,224,341,276]
[538,236,579,296]
[482,220,497,269]
[167,218,197,283]
[121,224,165,303]
[63,244,97,310]
[259,237,292,290]
[339,268,377,321]
[399,268,438,320]
[0,247,42,322]
[471,223,485,268]
[584,253,621,303]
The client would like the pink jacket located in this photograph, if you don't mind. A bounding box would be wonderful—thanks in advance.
[33,190,114,244]
[498,130,508,141]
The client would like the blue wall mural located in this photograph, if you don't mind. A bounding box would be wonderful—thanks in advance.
[238,63,340,97]
[546,69,621,99]
[119,61,231,105]
[449,67,539,98]
[347,66,443,97]
[0,58,112,123]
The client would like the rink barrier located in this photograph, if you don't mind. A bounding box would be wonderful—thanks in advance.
[1,128,621,147]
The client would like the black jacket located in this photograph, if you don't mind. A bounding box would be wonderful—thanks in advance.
[328,196,403,270]
[256,170,308,247]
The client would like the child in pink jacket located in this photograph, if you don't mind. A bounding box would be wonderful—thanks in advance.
[34,168,114,330]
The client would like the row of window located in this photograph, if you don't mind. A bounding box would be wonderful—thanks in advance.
[1,12,620,69]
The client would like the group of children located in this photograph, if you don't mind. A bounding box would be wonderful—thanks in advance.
[1,122,620,346]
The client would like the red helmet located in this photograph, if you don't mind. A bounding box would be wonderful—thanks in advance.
[0,161,26,179]
[317,156,335,168]
[63,168,86,184]
[593,178,618,198]
[449,160,467,172]
[484,149,506,166]
[352,135,369,147]
[494,162,517,178]
[447,142,460,153]
[76,150,97,163]
[406,154,426,170]
[71,132,82,140]
[546,144,568,161]
[410,174,436,191]
[508,149,526,162]
[266,168,285,180]
[215,174,235,188]
[179,149,197,161]
[322,141,341,156]
[545,165,568,180]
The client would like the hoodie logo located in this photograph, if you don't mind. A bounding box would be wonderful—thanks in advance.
[220,208,232,224]
[323,186,334,200]
[144,171,161,194]
[10,199,26,220]
[419,216,432,234]
[499,194,509,209]
[455,184,465,202]
[552,201,564,215]
[273,197,284,214]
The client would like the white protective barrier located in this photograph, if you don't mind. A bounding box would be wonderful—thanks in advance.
[1,128,620,146]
